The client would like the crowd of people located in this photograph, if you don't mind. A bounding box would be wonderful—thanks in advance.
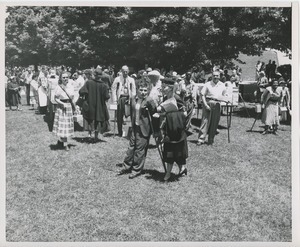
[5,61,291,180]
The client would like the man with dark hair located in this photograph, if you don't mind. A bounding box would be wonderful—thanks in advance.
[118,81,157,179]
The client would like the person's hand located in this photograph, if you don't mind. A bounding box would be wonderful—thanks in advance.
[262,104,265,109]
[152,113,160,118]
[205,104,211,111]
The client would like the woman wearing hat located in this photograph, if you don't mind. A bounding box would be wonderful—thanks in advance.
[158,78,188,181]
[261,80,282,135]
[52,72,75,150]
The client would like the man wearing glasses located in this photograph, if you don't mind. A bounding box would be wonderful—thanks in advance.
[197,71,227,145]
[111,65,136,137]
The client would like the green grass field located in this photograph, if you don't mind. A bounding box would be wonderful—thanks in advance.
[6,97,291,241]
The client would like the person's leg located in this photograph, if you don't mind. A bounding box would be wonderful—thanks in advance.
[262,125,269,135]
[122,126,137,172]
[197,105,211,144]
[61,137,69,150]
[26,84,30,105]
[117,97,126,136]
[164,163,173,181]
[130,129,149,178]
[207,102,221,144]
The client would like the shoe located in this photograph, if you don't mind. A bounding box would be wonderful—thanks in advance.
[64,145,70,151]
[56,140,63,148]
[129,172,141,179]
[197,139,205,146]
[117,163,131,175]
[216,129,220,135]
[179,168,187,176]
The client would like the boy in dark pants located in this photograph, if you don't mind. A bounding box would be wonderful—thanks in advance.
[118,81,157,179]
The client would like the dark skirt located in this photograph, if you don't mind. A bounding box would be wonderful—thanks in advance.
[163,138,188,165]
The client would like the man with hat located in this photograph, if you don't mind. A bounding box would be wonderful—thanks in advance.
[197,70,227,145]
[79,68,110,142]
[111,65,136,137]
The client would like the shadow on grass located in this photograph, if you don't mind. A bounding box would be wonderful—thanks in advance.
[72,137,107,144]
[103,132,116,137]
[246,130,264,134]
[232,107,257,118]
[143,169,180,183]
[49,143,77,151]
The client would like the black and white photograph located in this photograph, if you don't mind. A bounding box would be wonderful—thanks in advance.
[1,1,299,246]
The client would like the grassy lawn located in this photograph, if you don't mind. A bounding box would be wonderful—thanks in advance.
[6,97,291,242]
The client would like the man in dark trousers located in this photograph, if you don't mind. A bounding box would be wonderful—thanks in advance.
[111,65,136,137]
[118,81,157,179]
[79,68,110,142]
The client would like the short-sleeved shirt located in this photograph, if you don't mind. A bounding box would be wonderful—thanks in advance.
[201,80,226,99]
[54,82,74,100]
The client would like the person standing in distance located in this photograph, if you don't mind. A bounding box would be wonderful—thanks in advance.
[111,65,136,137]
[197,71,227,145]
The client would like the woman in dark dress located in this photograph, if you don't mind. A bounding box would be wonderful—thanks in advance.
[158,78,188,181]
[7,76,22,111]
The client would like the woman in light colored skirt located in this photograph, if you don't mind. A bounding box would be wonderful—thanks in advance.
[261,80,282,135]
[52,72,75,151]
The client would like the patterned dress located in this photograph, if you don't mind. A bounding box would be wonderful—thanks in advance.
[261,86,281,126]
[52,83,75,138]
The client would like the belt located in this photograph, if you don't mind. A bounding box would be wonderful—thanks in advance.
[60,99,71,103]
[120,94,129,98]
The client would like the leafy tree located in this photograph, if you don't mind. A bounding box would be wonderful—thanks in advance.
[5,6,291,72]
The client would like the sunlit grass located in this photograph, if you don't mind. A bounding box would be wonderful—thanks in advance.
[6,98,291,242]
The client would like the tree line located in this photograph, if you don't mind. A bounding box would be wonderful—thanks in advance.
[5,6,291,73]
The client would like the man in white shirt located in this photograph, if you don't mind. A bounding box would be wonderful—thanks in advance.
[24,68,33,105]
[111,65,136,137]
[197,71,227,145]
